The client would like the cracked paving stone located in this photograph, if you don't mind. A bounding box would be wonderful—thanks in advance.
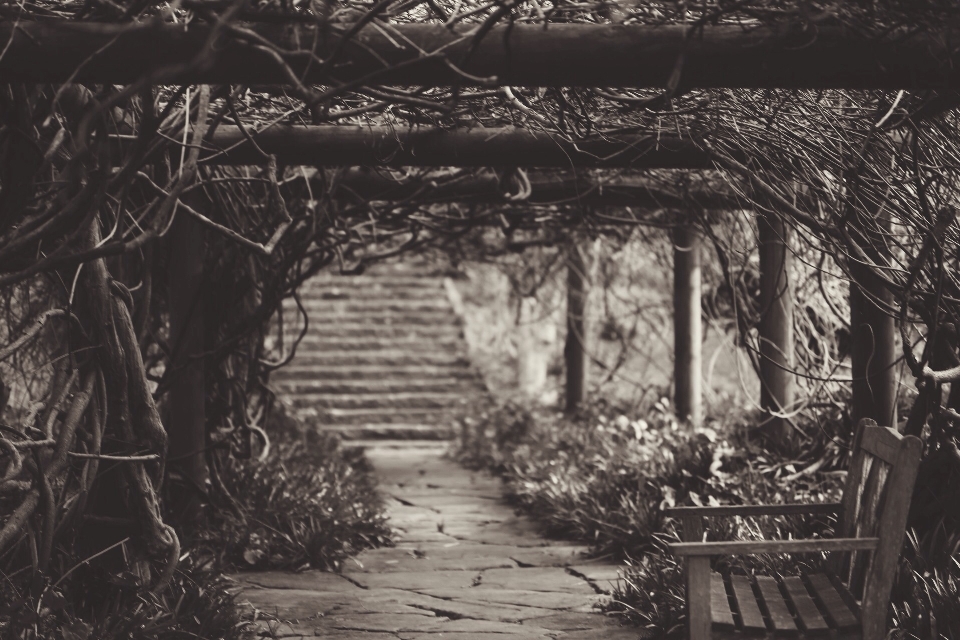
[239,445,641,640]
[320,612,445,633]
[351,545,517,572]
[416,588,601,610]
[393,618,554,638]
[568,564,624,587]
[561,628,647,639]
[521,612,630,631]
[342,569,481,591]
[401,634,554,640]
[509,546,591,567]
[235,588,408,619]
[478,568,598,594]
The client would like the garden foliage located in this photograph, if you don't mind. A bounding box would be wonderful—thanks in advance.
[0,407,392,639]
[206,419,394,572]
[453,397,959,639]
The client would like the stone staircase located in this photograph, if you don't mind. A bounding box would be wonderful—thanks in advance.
[271,264,485,442]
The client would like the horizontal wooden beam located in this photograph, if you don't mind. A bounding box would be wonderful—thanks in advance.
[328,168,738,209]
[1,21,958,89]
[201,126,713,168]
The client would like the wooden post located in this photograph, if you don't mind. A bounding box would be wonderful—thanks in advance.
[564,242,587,413]
[850,261,898,428]
[167,212,207,522]
[758,213,795,445]
[673,224,703,426]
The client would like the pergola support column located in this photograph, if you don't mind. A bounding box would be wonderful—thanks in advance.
[673,224,703,426]
[849,261,898,428]
[167,212,207,523]
[758,213,795,446]
[564,241,588,413]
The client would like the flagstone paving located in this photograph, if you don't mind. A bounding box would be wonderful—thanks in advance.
[234,445,641,639]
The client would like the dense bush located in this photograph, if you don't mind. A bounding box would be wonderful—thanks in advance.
[454,396,844,557]
[0,408,392,639]
[0,554,247,640]
[205,424,393,571]
[453,396,960,639]
[455,393,848,615]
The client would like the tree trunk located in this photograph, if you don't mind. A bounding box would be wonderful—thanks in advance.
[673,224,703,426]
[758,213,795,446]
[564,242,588,413]
[167,212,207,523]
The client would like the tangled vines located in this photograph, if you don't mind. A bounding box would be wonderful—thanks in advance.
[2,0,960,633]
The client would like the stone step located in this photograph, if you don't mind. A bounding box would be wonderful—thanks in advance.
[323,425,454,441]
[292,287,447,301]
[284,299,453,314]
[286,391,468,410]
[285,351,471,367]
[279,336,463,351]
[281,324,464,339]
[302,407,453,425]
[304,276,445,290]
[341,439,451,450]
[284,311,459,326]
[275,379,483,395]
[273,364,481,380]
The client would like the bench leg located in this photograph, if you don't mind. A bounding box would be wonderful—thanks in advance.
[687,556,711,640]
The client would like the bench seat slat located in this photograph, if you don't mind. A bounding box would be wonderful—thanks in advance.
[756,576,798,636]
[806,573,860,633]
[782,576,830,635]
[710,572,736,631]
[730,575,767,635]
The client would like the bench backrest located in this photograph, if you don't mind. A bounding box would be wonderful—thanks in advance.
[832,418,922,634]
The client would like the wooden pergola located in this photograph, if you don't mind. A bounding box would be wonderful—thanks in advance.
[29,16,907,472]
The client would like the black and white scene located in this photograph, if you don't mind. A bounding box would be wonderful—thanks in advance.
[1,3,959,639]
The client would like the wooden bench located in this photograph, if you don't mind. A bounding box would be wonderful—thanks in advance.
[665,419,922,640]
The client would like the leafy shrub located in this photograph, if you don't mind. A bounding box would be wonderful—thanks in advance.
[887,522,960,639]
[453,396,847,636]
[1,555,248,640]
[205,419,393,571]
[1,407,392,639]
[455,396,843,557]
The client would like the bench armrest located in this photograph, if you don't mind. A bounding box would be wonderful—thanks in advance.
[663,503,841,518]
[668,537,878,557]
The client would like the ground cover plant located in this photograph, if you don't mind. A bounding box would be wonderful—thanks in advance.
[0,403,392,639]
[203,408,393,572]
[453,397,959,639]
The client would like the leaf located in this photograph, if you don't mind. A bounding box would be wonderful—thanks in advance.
[243,548,264,565]
[62,621,93,640]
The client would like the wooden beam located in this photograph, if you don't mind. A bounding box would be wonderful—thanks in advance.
[3,21,959,88]
[325,168,738,208]
[758,212,795,446]
[673,224,703,426]
[202,126,713,168]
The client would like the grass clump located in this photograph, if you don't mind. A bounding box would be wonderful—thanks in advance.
[207,423,393,571]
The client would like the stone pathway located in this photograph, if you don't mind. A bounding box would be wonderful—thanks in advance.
[234,445,639,639]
